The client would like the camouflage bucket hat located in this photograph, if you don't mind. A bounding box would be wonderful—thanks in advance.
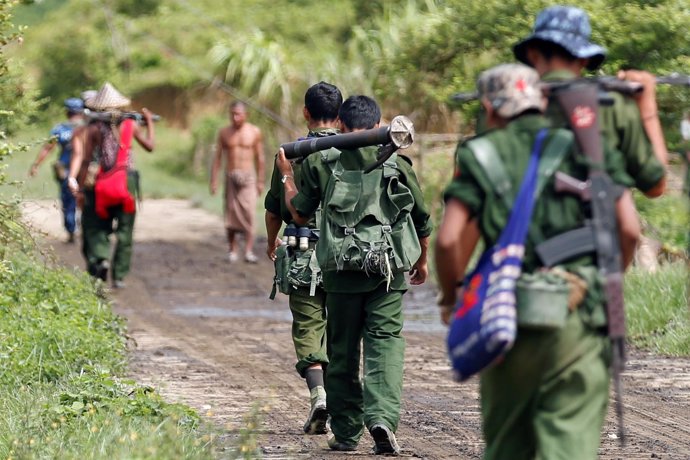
[513,5,606,71]
[87,82,131,111]
[477,63,543,119]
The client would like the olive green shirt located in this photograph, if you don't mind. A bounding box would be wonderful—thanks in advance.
[264,127,340,226]
[444,114,632,272]
[542,69,664,193]
[293,145,433,293]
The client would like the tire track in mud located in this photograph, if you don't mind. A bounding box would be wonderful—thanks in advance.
[25,199,690,459]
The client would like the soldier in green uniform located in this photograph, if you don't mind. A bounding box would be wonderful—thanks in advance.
[276,95,432,455]
[264,81,342,435]
[513,4,667,198]
[436,63,640,460]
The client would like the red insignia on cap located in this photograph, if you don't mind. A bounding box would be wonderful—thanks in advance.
[515,78,527,92]
[571,105,596,129]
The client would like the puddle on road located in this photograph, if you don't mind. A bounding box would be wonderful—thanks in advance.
[171,306,293,322]
[169,286,446,334]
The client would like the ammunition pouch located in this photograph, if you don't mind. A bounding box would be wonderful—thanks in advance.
[287,247,322,294]
[270,240,322,300]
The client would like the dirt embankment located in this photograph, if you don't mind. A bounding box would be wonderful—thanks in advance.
[22,199,690,459]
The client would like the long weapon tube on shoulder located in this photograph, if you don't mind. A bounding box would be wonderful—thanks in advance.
[83,109,162,123]
[449,73,690,104]
[280,115,415,160]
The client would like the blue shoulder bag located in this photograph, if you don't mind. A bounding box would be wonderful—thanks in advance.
[447,129,548,381]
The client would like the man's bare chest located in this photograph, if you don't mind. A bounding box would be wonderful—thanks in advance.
[224,130,255,150]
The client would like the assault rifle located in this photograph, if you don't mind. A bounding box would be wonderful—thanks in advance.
[534,82,627,445]
[83,108,162,124]
[281,115,415,173]
[449,73,690,104]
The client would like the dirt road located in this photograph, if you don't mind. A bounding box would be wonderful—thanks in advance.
[22,199,690,459]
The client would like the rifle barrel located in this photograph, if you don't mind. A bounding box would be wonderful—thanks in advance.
[83,109,161,123]
[449,74,690,104]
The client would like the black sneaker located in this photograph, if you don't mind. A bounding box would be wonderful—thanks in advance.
[327,436,357,452]
[95,260,109,281]
[370,423,400,456]
[66,232,75,244]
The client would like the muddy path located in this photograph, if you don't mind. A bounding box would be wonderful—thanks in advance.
[22,199,690,459]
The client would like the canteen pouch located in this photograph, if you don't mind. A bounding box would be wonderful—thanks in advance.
[52,161,68,181]
[516,271,571,330]
[271,244,293,299]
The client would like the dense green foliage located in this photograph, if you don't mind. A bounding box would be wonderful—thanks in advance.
[1,3,216,457]
[12,0,690,135]
[0,0,39,134]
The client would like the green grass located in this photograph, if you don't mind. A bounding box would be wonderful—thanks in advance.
[625,262,689,356]
[0,253,215,459]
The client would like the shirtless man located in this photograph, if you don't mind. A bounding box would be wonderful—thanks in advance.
[210,101,265,263]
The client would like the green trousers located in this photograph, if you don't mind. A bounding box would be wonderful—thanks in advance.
[481,308,611,460]
[80,190,97,272]
[326,284,405,445]
[289,286,328,377]
[81,178,136,282]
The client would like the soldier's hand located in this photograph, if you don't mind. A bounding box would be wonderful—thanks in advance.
[439,305,454,326]
[29,164,38,177]
[210,180,217,195]
[409,261,428,285]
[276,148,293,177]
[67,176,79,196]
[617,69,658,117]
[256,183,264,196]
[266,237,281,261]
[141,107,154,123]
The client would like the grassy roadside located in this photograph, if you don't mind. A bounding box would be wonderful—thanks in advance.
[0,252,215,459]
[625,262,689,356]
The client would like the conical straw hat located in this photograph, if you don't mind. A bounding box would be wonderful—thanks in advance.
[80,89,98,107]
[87,82,131,111]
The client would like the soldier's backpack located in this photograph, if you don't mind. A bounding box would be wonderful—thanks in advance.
[316,149,421,287]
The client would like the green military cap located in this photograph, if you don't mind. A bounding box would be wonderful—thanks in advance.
[477,63,544,119]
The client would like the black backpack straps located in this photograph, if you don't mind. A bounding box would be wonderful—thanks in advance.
[466,137,514,209]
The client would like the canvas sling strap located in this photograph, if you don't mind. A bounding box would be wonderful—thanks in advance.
[466,128,573,243]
